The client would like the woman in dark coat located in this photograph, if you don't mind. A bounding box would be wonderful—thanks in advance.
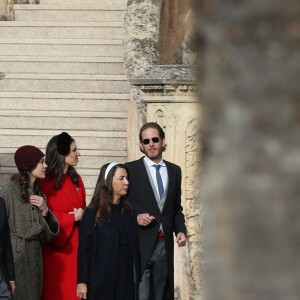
[77,162,141,300]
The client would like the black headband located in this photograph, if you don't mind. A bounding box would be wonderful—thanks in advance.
[57,132,72,156]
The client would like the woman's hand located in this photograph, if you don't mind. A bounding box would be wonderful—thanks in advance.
[77,283,87,299]
[29,195,48,216]
[74,208,85,221]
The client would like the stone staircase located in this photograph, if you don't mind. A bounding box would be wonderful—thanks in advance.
[0,0,129,200]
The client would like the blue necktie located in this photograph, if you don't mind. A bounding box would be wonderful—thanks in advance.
[155,165,164,198]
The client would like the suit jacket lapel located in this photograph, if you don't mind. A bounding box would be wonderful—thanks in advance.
[138,158,161,214]
[162,161,174,213]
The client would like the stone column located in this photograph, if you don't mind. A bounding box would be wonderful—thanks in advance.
[129,79,202,300]
[193,0,300,299]
[0,0,13,21]
[146,92,202,300]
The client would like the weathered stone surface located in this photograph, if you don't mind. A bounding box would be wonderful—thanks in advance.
[193,0,300,299]
[124,0,162,78]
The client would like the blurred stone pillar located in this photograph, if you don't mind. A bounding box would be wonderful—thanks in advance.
[193,0,300,299]
[0,0,13,21]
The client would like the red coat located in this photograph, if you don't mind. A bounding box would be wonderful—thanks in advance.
[41,174,86,300]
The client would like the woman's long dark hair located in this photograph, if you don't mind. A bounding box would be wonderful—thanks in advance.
[45,135,79,189]
[89,163,133,225]
[11,172,43,203]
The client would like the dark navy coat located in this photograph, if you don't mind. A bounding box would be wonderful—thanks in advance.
[0,197,15,286]
[77,203,141,300]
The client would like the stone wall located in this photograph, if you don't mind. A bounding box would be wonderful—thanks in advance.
[193,0,300,299]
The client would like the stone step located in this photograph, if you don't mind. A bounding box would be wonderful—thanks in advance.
[0,92,129,112]
[0,73,129,93]
[0,155,126,172]
[0,22,124,39]
[14,4,125,22]
[0,129,127,150]
[0,55,125,75]
[39,0,127,5]
[0,38,123,57]
[0,147,126,156]
[0,114,127,131]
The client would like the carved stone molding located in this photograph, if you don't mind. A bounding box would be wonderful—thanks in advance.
[137,83,196,97]
[185,117,202,296]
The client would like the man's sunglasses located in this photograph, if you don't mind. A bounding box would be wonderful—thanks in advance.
[142,137,160,145]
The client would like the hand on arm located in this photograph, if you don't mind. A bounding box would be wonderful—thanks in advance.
[77,283,87,299]
[137,213,155,226]
[176,232,186,247]
[73,208,85,221]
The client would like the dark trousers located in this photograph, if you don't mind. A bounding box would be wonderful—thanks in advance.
[139,238,168,300]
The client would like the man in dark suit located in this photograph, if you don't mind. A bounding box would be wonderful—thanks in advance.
[0,197,15,299]
[126,122,186,300]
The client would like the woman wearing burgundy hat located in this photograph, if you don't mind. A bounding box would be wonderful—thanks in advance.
[41,132,86,300]
[0,145,59,300]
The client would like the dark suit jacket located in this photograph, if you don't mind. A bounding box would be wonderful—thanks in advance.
[126,157,186,295]
[0,197,15,285]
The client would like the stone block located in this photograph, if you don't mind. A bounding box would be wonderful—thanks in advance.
[14,5,125,22]
[0,55,125,75]
[0,74,129,93]
[0,94,129,112]
[0,38,123,57]
[0,22,124,39]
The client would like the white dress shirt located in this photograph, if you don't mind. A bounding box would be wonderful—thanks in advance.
[143,156,167,198]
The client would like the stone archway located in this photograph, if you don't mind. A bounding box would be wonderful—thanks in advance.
[123,1,202,299]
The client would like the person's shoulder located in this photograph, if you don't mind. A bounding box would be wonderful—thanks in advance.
[85,205,98,215]
[164,160,181,170]
[0,181,19,206]
[82,205,98,223]
[125,157,143,167]
[0,181,18,194]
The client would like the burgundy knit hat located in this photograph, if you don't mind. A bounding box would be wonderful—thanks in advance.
[14,145,44,172]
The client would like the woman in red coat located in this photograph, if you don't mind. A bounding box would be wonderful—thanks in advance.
[41,132,86,300]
